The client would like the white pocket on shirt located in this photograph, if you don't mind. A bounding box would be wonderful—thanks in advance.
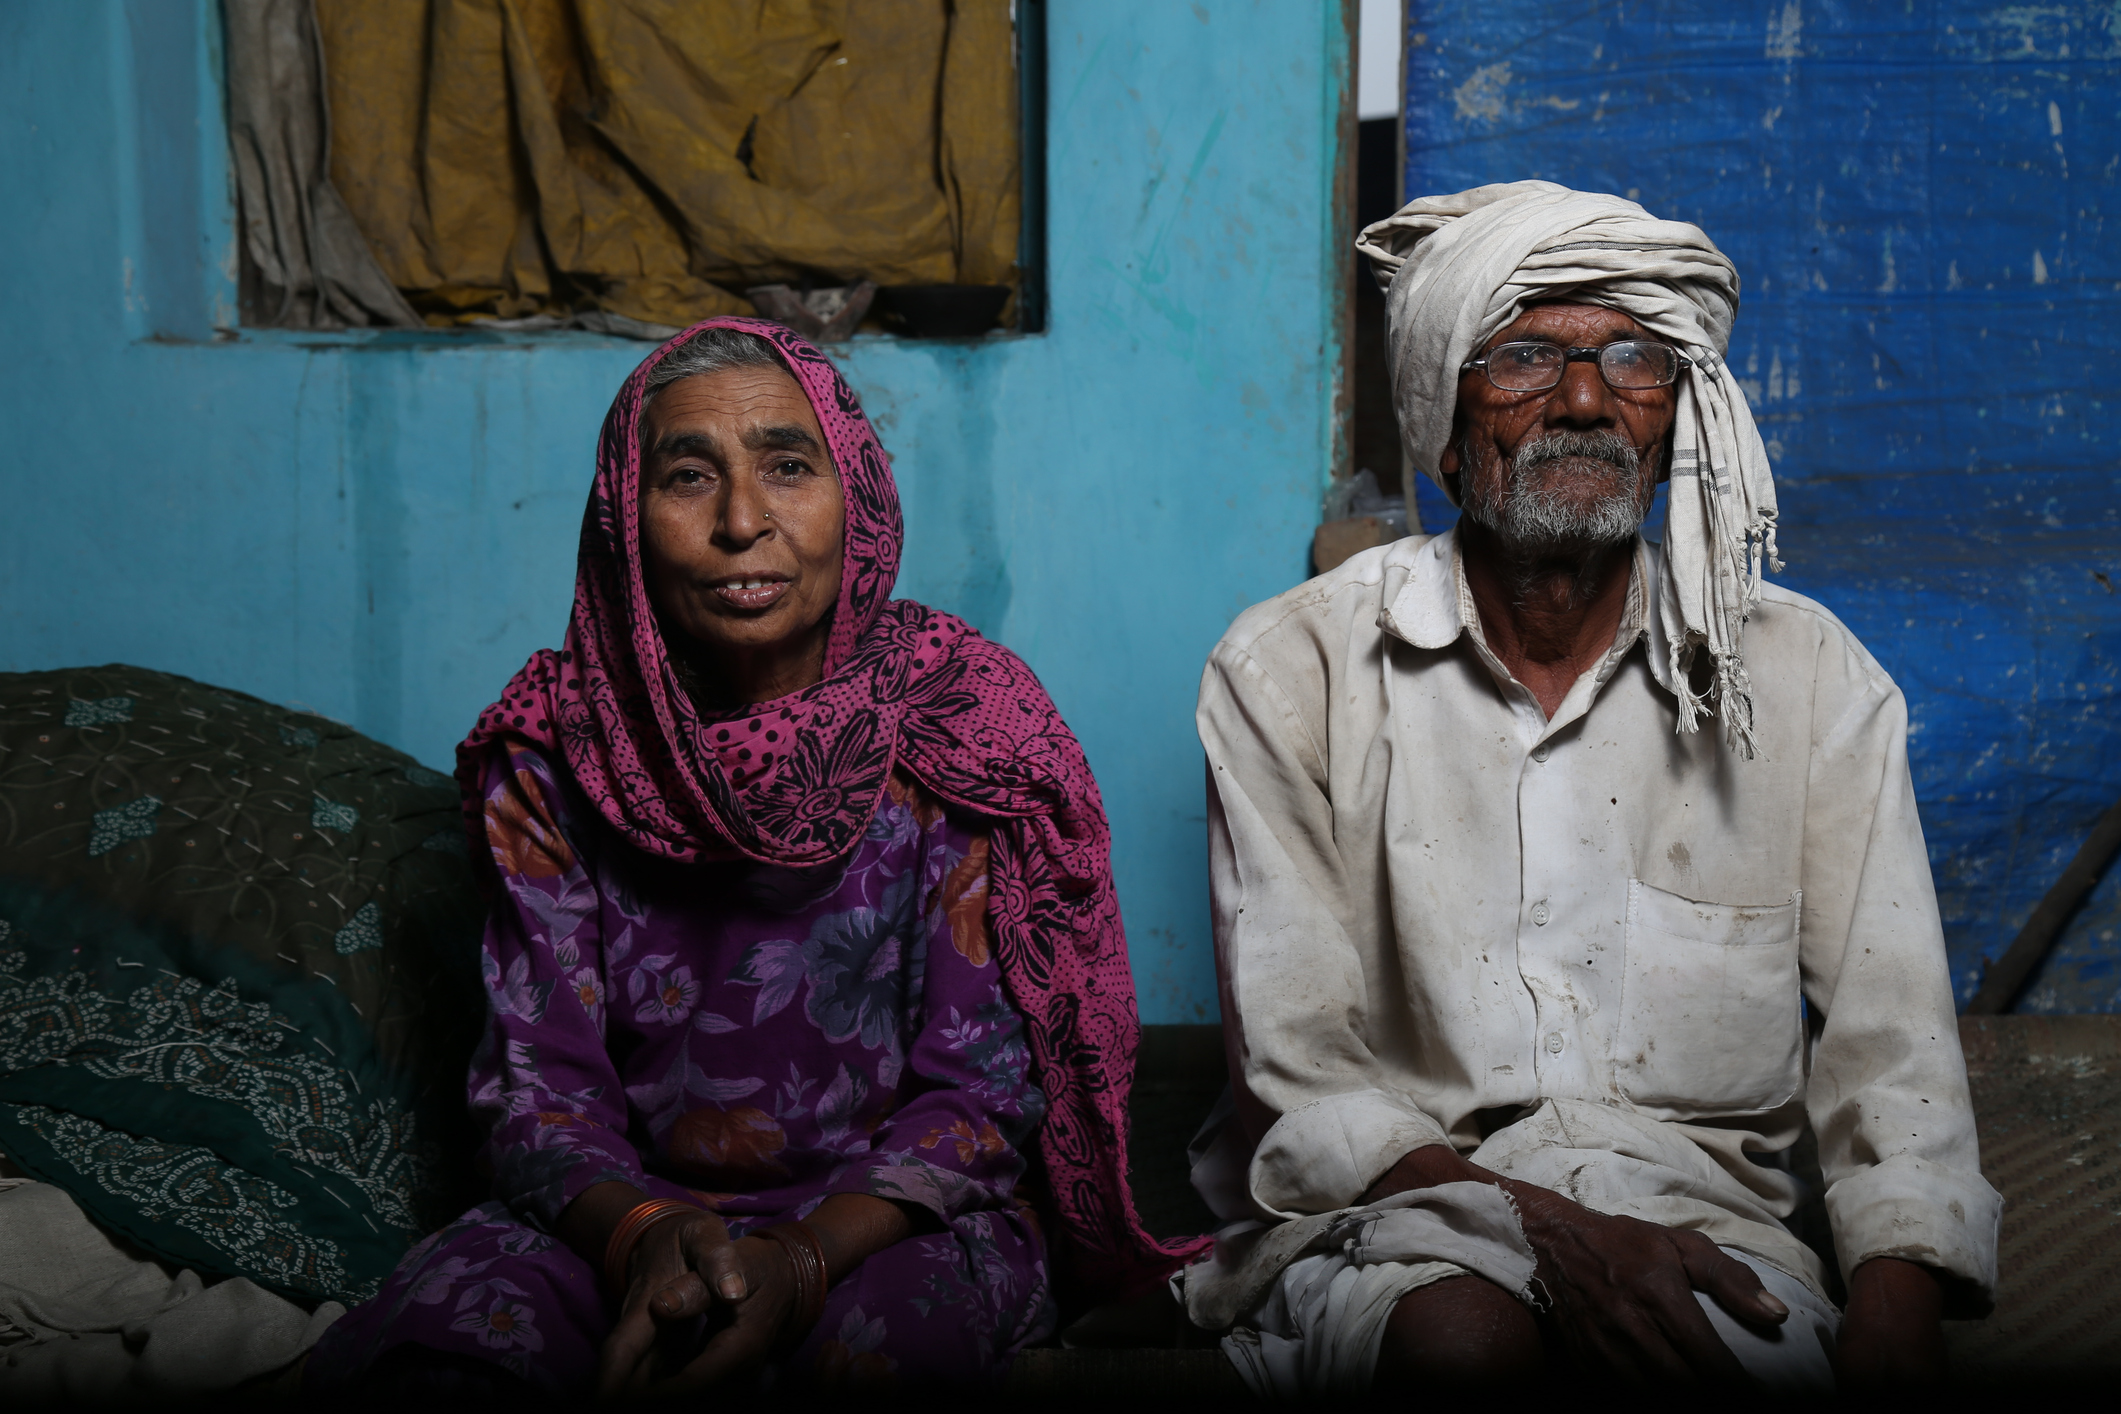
[1613,878,1803,1116]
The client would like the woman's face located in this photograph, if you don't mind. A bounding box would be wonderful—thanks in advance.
[637,365,845,701]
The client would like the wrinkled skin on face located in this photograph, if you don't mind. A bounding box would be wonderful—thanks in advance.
[1430,303,1678,719]
[637,365,847,707]
[1440,301,1674,553]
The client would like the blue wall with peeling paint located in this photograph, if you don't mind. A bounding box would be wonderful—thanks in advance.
[1402,1,2121,1009]
[0,1,1350,1024]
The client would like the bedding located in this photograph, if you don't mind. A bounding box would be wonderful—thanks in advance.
[0,665,486,1306]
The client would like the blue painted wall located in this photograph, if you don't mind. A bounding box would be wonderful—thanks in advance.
[1402,2,2121,1009]
[0,1,1353,1024]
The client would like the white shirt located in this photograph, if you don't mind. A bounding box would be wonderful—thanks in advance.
[1194,528,1999,1305]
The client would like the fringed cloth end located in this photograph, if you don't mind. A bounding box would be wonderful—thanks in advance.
[1749,511,1786,583]
[1669,642,1762,761]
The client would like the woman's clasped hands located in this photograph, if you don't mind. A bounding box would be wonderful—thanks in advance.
[597,1209,799,1397]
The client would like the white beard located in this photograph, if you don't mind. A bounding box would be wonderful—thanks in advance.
[1461,429,1649,554]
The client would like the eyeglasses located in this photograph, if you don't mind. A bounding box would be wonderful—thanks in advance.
[1459,340,1692,392]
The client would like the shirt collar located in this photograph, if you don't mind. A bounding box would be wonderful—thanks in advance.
[1378,528,1677,699]
[1376,529,1464,650]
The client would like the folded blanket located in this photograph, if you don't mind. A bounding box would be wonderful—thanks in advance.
[0,666,486,1306]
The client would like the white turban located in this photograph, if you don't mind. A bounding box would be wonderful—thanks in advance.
[1357,180,1781,757]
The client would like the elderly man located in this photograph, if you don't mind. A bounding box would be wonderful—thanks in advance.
[1182,182,1998,1394]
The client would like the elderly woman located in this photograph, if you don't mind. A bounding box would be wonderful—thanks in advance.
[308,320,1200,1396]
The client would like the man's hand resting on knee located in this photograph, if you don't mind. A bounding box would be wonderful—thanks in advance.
[1362,1144,1788,1382]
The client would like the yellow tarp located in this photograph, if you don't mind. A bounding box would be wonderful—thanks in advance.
[316,0,1020,328]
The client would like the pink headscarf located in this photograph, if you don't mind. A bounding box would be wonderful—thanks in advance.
[460,317,1208,1296]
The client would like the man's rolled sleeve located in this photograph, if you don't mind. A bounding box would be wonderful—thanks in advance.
[1248,1089,1453,1218]
[1824,1154,2002,1313]
[1799,626,2002,1312]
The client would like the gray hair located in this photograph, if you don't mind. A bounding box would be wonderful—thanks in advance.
[639,326,792,422]
[1461,428,1650,555]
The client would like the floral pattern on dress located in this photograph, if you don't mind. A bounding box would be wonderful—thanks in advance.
[310,742,1054,1393]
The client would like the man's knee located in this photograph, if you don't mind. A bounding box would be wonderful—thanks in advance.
[1374,1274,1543,1386]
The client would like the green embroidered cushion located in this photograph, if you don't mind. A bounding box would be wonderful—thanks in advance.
[0,665,487,1305]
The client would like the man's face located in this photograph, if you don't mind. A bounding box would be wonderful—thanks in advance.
[1440,303,1677,555]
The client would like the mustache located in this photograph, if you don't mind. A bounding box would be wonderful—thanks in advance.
[1512,429,1642,479]
[1459,428,1651,556]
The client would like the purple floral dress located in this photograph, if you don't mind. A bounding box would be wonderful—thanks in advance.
[308,742,1056,1394]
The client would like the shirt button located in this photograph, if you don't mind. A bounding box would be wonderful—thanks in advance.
[1545,1031,1564,1054]
[1532,743,1551,763]
[1531,900,1551,926]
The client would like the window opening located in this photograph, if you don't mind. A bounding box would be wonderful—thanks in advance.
[223,0,1047,341]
